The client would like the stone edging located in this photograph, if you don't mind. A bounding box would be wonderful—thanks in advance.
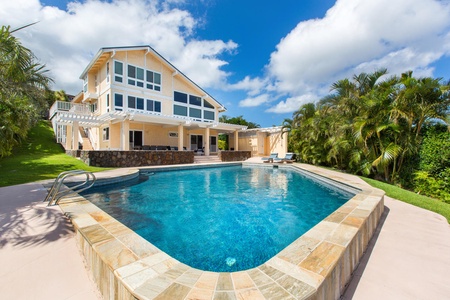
[58,163,384,299]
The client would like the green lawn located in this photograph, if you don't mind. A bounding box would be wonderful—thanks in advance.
[361,177,450,223]
[0,120,109,187]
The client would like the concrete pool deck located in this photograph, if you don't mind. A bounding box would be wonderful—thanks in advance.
[0,163,449,299]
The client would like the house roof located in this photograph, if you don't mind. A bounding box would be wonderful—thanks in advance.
[79,45,227,112]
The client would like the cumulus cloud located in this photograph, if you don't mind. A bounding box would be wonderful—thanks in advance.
[0,0,236,93]
[263,0,450,113]
[239,94,270,107]
[266,94,316,113]
[228,76,268,96]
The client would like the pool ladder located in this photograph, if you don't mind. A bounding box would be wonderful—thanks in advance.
[44,170,96,206]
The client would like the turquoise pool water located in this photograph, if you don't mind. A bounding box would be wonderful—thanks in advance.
[82,165,354,272]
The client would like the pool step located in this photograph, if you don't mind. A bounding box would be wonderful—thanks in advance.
[194,155,222,164]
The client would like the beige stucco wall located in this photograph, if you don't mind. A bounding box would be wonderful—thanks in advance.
[236,130,287,157]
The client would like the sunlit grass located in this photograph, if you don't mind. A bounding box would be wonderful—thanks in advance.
[361,177,450,223]
[0,120,110,187]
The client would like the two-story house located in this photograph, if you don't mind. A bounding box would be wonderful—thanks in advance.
[49,45,247,156]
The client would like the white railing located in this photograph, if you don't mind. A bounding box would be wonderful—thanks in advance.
[49,101,92,118]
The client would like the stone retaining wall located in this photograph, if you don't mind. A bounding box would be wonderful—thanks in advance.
[70,150,194,167]
[219,150,251,161]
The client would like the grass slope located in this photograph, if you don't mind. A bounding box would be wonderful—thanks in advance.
[361,177,450,223]
[0,121,109,187]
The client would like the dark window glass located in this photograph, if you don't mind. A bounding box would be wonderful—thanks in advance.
[204,100,214,109]
[114,94,123,107]
[115,76,122,83]
[154,73,161,84]
[154,86,161,91]
[128,96,136,109]
[204,110,215,120]
[189,95,202,106]
[114,61,123,75]
[154,101,161,112]
[137,98,144,110]
[146,99,154,111]
[189,108,201,118]
[128,65,136,78]
[174,105,187,116]
[147,83,153,90]
[146,70,153,82]
[128,79,135,85]
[137,68,144,80]
[137,81,144,87]
[174,91,188,103]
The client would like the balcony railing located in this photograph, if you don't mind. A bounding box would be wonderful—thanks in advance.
[49,101,92,118]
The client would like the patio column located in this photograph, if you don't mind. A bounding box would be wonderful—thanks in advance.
[121,120,130,150]
[73,121,79,150]
[234,130,239,151]
[205,127,210,156]
[66,125,73,150]
[178,124,184,150]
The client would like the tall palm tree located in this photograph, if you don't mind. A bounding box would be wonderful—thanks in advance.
[0,25,52,157]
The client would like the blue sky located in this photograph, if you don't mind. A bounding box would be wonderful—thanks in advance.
[2,0,450,127]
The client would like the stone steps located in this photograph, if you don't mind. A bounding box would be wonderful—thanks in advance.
[193,155,222,164]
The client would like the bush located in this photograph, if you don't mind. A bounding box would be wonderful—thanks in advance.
[413,127,450,202]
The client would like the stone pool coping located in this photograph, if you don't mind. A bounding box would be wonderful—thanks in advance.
[58,163,384,299]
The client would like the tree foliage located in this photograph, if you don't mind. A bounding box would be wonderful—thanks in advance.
[0,25,52,157]
[285,69,450,188]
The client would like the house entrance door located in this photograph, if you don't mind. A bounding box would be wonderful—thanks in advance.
[210,136,217,152]
[190,134,203,151]
[129,130,143,149]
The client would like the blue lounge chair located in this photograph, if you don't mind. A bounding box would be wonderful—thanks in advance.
[273,153,296,163]
[262,153,278,163]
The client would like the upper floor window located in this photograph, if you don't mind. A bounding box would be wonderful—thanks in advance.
[106,94,110,112]
[114,93,123,111]
[146,99,161,113]
[128,96,144,110]
[146,70,161,91]
[114,61,123,83]
[128,65,145,88]
[106,62,110,83]
[173,91,216,121]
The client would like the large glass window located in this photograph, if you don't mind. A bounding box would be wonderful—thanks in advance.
[204,110,215,120]
[114,93,123,111]
[189,95,202,106]
[128,65,145,87]
[146,99,162,113]
[174,105,188,116]
[174,91,188,103]
[106,94,110,112]
[204,99,214,109]
[114,61,123,83]
[128,96,145,110]
[145,70,161,91]
[189,107,201,119]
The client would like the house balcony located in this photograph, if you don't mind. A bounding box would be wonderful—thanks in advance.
[83,92,98,102]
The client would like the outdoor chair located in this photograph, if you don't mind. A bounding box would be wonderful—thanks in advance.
[273,153,296,163]
[262,153,278,163]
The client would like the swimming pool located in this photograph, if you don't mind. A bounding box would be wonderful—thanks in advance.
[82,165,354,272]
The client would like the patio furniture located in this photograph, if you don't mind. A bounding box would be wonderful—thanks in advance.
[273,153,296,163]
[262,153,278,163]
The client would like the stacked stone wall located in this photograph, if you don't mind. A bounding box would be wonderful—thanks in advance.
[68,150,194,167]
[219,150,251,162]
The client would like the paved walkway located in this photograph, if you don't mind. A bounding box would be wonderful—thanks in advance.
[1,164,449,299]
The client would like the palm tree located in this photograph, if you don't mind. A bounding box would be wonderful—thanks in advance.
[0,25,52,157]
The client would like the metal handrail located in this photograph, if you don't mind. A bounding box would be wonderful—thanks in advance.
[44,170,96,206]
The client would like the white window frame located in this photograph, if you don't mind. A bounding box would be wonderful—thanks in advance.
[173,91,215,122]
[114,60,123,83]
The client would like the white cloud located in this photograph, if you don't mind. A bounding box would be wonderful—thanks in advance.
[264,0,450,112]
[228,76,268,96]
[0,0,236,94]
[239,94,270,107]
[266,94,317,113]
